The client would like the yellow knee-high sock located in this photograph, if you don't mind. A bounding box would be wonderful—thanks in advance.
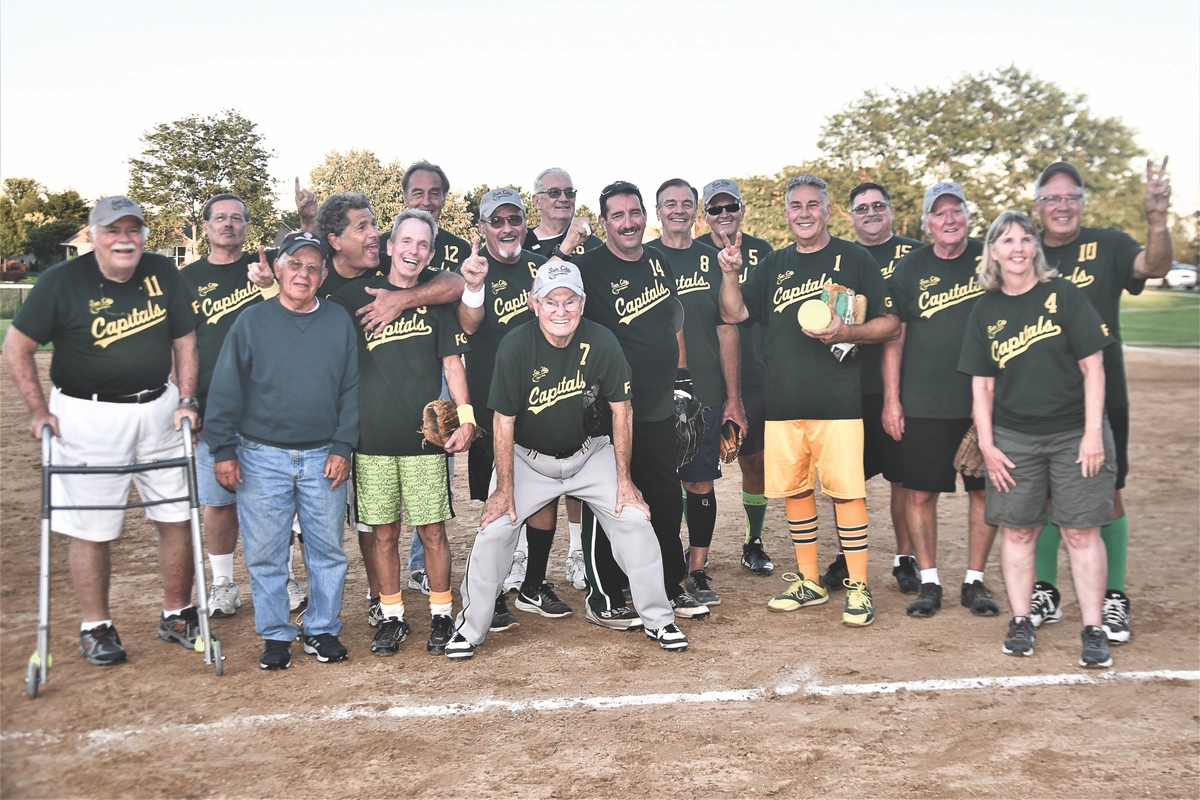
[835,498,869,585]
[786,495,819,580]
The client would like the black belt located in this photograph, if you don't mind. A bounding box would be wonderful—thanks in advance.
[527,438,592,460]
[59,385,168,404]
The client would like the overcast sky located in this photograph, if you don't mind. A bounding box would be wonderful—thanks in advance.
[2,0,1197,222]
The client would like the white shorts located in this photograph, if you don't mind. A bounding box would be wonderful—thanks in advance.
[48,385,190,542]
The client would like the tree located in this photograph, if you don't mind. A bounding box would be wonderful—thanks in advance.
[308,149,406,232]
[818,67,1147,240]
[26,220,79,268]
[128,110,277,260]
[0,194,28,259]
[0,179,93,264]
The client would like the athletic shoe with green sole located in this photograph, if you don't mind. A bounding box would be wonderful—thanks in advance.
[767,572,828,612]
[842,580,874,627]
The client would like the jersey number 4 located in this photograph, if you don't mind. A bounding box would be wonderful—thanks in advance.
[1044,293,1058,314]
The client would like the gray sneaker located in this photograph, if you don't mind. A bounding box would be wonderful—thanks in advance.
[1002,616,1035,657]
[408,570,431,595]
[670,591,710,619]
[1080,625,1113,668]
[208,577,242,618]
[490,593,519,632]
[286,578,307,612]
[685,569,721,606]
[585,605,643,630]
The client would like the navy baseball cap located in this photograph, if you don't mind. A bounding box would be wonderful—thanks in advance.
[279,230,329,259]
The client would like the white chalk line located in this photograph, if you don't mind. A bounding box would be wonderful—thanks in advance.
[3,669,1195,749]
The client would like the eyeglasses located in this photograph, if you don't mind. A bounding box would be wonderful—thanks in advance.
[485,215,524,229]
[706,202,742,216]
[537,188,577,200]
[1035,193,1084,206]
[540,298,581,313]
[851,201,890,215]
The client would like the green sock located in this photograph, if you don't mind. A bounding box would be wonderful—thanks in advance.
[1101,515,1128,593]
[1035,514,1062,585]
[743,492,768,543]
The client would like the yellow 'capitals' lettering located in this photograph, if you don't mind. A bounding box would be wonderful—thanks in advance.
[201,281,262,325]
[990,316,1062,368]
[917,278,985,318]
[771,273,831,314]
[1064,266,1095,289]
[365,315,433,351]
[90,301,168,348]
[528,371,587,414]
[494,289,531,324]
[675,273,711,295]
[614,282,672,324]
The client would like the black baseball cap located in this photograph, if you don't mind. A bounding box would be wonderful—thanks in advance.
[279,231,330,259]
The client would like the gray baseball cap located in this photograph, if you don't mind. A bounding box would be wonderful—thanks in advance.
[533,261,585,298]
[702,179,742,206]
[1036,161,1085,191]
[89,196,146,227]
[922,181,967,215]
[480,187,525,219]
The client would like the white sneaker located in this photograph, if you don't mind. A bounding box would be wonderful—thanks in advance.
[566,550,587,591]
[503,551,527,593]
[408,570,430,595]
[286,577,308,612]
[209,577,241,618]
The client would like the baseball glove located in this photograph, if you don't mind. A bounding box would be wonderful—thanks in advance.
[953,424,985,478]
[583,384,613,438]
[821,282,868,362]
[719,420,744,464]
[420,399,484,449]
[674,388,707,469]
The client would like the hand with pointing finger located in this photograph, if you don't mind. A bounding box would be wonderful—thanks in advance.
[460,236,488,292]
[295,177,319,231]
[248,246,275,288]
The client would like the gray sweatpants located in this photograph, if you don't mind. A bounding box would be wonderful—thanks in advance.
[455,437,673,645]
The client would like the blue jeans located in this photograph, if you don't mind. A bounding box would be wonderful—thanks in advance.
[236,439,347,642]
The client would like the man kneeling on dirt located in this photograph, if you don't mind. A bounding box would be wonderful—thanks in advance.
[3,196,202,666]
[205,231,360,670]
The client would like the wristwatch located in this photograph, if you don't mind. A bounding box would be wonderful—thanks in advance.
[179,397,199,409]
[552,245,574,262]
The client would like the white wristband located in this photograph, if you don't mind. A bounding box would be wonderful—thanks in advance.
[461,285,485,308]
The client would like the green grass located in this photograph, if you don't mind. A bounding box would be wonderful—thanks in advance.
[0,320,53,350]
[1119,288,1200,347]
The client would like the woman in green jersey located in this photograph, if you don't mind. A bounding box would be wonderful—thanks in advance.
[958,211,1116,669]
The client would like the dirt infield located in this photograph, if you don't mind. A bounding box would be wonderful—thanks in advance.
[2,349,1197,799]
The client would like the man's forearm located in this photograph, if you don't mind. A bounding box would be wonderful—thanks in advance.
[717,324,741,402]
[2,330,49,416]
[171,332,199,397]
[847,314,900,345]
[493,415,516,495]
[610,401,635,483]
[718,272,749,324]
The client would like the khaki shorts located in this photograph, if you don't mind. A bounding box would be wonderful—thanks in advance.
[354,453,451,527]
[764,418,866,500]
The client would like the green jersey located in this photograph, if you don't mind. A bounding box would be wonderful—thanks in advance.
[577,245,679,422]
[958,278,1112,436]
[647,238,726,408]
[461,248,546,414]
[318,263,384,299]
[889,240,985,418]
[741,237,894,421]
[489,319,632,454]
[857,236,924,396]
[181,252,280,416]
[697,231,774,395]
[523,230,604,258]
[334,271,469,456]
[13,252,196,397]
[1041,226,1143,409]
[379,228,473,273]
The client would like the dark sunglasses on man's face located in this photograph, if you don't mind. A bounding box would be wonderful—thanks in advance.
[706,202,742,216]
[485,215,524,229]
[851,201,890,215]
[538,188,578,200]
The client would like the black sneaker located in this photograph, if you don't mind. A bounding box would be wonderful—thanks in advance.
[302,633,349,663]
[645,622,689,651]
[741,540,774,576]
[79,623,127,666]
[685,569,721,606]
[1102,590,1131,644]
[158,606,201,649]
[427,614,453,653]
[371,617,410,656]
[445,632,476,660]
[892,556,920,594]
[670,591,711,619]
[514,583,573,618]
[1002,616,1035,657]
[822,554,849,592]
[490,593,519,632]
[1030,581,1062,628]
[584,606,643,630]
[260,639,292,670]
[1080,625,1113,668]
[906,583,943,617]
[961,580,1001,616]
[367,596,384,628]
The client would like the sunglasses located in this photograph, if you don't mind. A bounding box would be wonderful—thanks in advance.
[537,188,578,200]
[851,201,890,215]
[706,202,742,216]
[485,215,524,229]
[600,180,639,198]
